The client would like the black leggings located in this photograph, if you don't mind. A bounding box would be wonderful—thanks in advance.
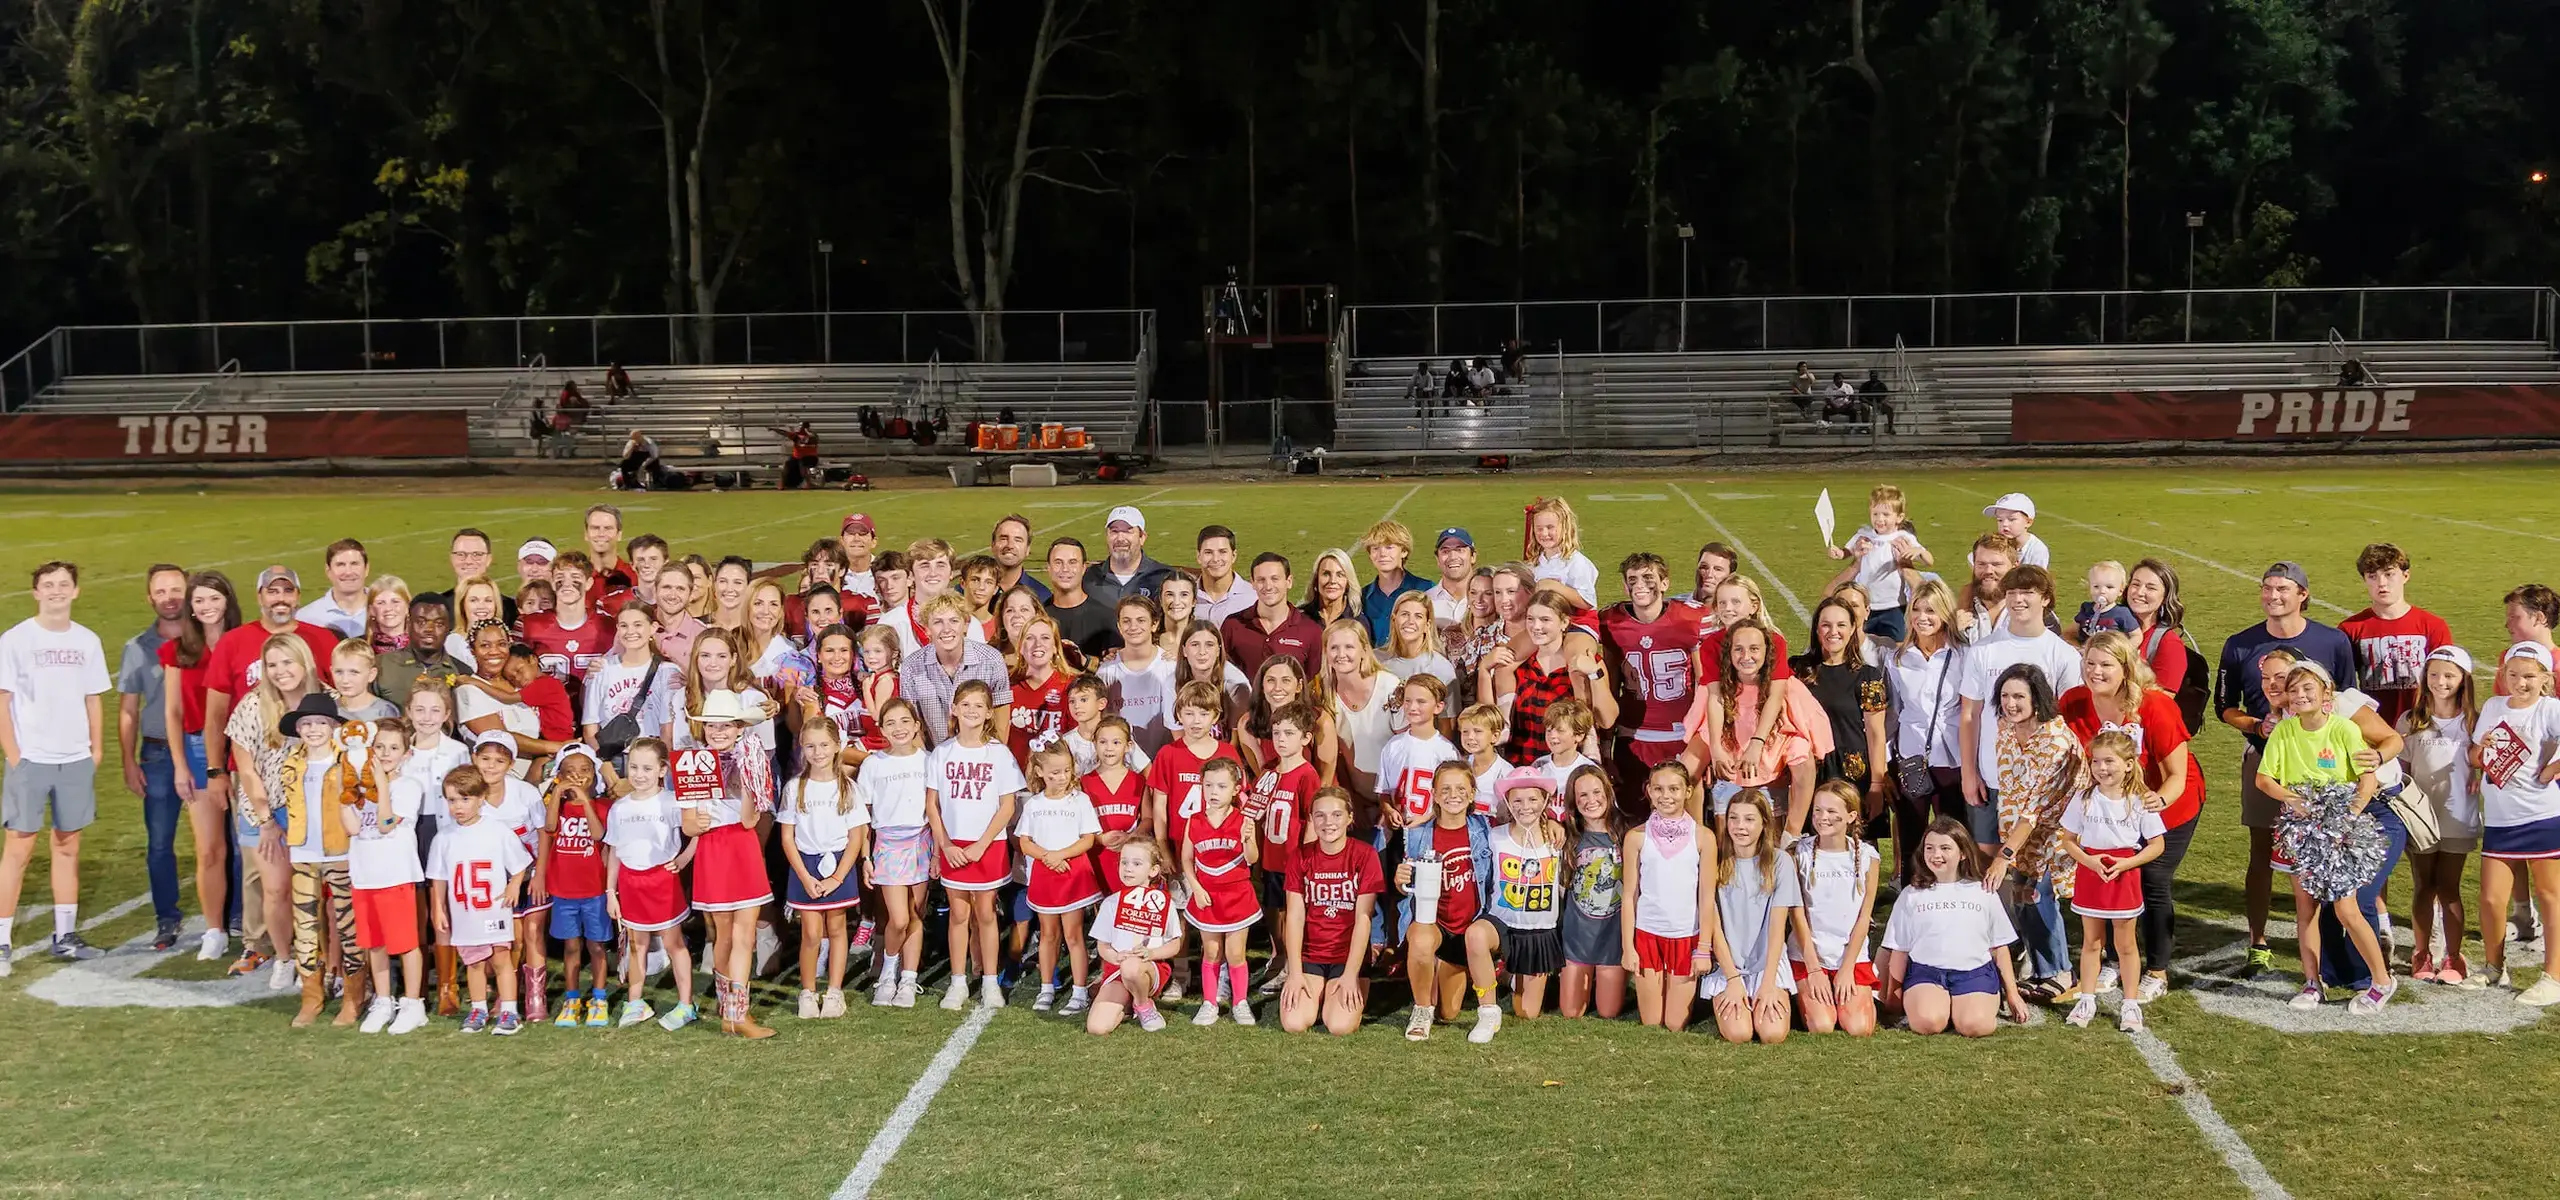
[2137,815,2198,968]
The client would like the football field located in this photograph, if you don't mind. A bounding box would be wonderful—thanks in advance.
[3,457,2556,1199]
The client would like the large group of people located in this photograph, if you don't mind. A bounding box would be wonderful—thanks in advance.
[3,487,2556,1045]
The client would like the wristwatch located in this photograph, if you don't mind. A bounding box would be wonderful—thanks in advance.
[206,767,228,779]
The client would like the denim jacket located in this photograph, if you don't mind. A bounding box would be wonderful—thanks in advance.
[1396,811,1494,928]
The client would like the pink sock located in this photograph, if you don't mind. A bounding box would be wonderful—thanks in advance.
[1226,964,1250,1006]
[1200,963,1220,1004]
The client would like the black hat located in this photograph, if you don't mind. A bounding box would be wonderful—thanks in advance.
[278,692,345,739]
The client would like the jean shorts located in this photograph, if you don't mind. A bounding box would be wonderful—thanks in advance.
[1904,959,2002,997]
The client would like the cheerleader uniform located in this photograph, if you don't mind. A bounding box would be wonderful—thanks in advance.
[2475,694,2560,861]
[929,739,1027,891]
[1487,824,1564,976]
[1182,805,1261,932]
[687,747,775,912]
[1083,766,1149,886]
[2060,787,2166,920]
[777,778,871,912]
[1018,789,1105,913]
[857,748,934,888]
[1630,814,1702,971]
[604,788,688,930]
[1788,840,1879,989]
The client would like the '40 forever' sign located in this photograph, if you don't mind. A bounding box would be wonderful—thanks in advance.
[672,748,723,805]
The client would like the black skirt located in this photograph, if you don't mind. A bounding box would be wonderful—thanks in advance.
[1498,923,1564,976]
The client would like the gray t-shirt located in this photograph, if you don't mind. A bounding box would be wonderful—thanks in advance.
[1716,854,1803,979]
[117,627,170,740]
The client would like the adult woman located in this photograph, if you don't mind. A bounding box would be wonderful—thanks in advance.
[1321,619,1402,802]
[1792,596,1889,818]
[992,587,1048,661]
[363,576,411,653]
[1445,569,1502,707]
[580,603,683,763]
[1171,623,1252,734]
[443,576,506,661]
[455,619,555,772]
[1826,583,1892,669]
[221,634,320,984]
[1241,654,1339,785]
[744,579,813,700]
[1486,591,1614,768]
[2056,631,2202,1001]
[1681,619,1827,829]
[2124,558,2190,696]
[1982,663,2086,1000]
[1378,592,1456,690]
[1883,579,1967,884]
[708,556,754,632]
[1301,549,1357,627]
[1006,612,1078,767]
[683,556,716,620]
[161,570,241,962]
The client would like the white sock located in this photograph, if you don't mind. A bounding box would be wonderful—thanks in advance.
[880,954,900,978]
[0,915,14,944]
[900,969,918,984]
[499,1001,519,1015]
[1071,985,1089,1000]
[54,906,75,938]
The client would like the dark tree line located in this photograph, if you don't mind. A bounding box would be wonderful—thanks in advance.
[4,0,2557,358]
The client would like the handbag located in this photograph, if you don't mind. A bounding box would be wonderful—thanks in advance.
[2386,775,2442,854]
[1891,648,1953,801]
[594,656,663,760]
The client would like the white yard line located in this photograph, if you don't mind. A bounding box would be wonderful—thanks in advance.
[6,889,157,962]
[1666,481,1810,623]
[2123,1027,2294,1200]
[2294,490,2560,548]
[832,1005,999,1200]
[1028,486,1175,538]
[1378,482,1424,524]
[1929,481,2350,616]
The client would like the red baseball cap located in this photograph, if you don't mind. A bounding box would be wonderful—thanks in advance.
[841,512,876,537]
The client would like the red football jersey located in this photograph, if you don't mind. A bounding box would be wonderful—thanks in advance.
[520,609,608,691]
[1246,760,1320,878]
[1146,737,1237,824]
[1599,600,1707,737]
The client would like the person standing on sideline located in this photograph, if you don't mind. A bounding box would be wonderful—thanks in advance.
[296,539,371,638]
[2340,543,2451,729]
[2214,561,2358,977]
[117,565,192,950]
[0,562,114,970]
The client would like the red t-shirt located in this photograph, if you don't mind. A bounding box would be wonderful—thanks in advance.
[1696,626,1792,685]
[156,639,210,735]
[1245,760,1320,877]
[1287,838,1383,968]
[1146,737,1237,824]
[2057,687,2204,828]
[1007,670,1072,768]
[518,676,577,741]
[1432,823,1479,932]
[519,609,608,692]
[203,621,341,701]
[2339,606,2452,728]
[1599,600,1707,736]
[547,798,608,900]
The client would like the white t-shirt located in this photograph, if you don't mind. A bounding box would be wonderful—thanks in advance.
[840,569,877,602]
[1881,883,2018,971]
[0,618,110,764]
[455,686,541,778]
[582,657,682,739]
[291,754,345,865]
[1532,552,1600,608]
[1062,728,1150,778]
[1017,789,1104,853]
[927,740,1025,843]
[1844,525,1921,609]
[1098,651,1178,755]
[347,776,427,889]
[2474,696,2560,830]
[2400,711,2477,836]
[426,817,535,947]
[856,748,933,830]
[1374,731,1461,825]
[1331,671,1404,786]
[487,775,548,864]
[1959,629,2082,779]
[1789,841,1879,969]
[604,789,684,871]
[1378,653,1457,692]
[776,777,870,855]
[2016,533,2051,569]
[1092,883,1186,955]
[399,736,472,819]
[1486,825,1563,931]
[2060,787,2168,851]
[1714,854,1802,979]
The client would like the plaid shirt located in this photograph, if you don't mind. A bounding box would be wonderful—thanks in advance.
[899,641,1011,746]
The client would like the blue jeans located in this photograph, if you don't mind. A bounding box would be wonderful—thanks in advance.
[2319,800,2408,991]
[2017,874,2071,979]
[137,739,183,924]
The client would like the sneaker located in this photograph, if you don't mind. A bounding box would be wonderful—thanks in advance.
[872,976,900,1007]
[618,999,656,1027]
[197,929,227,961]
[0,944,12,978]
[1231,1001,1256,1027]
[586,997,613,1027]
[2138,972,2169,1003]
[2096,964,2120,995]
[2438,953,2469,987]
[850,921,877,957]
[2118,1000,2146,1032]
[657,1001,699,1031]
[358,996,396,1033]
[1136,1005,1167,1032]
[820,989,846,1019]
[754,925,781,976]
[2244,944,2278,980]
[1192,1000,1222,1026]
[462,1008,490,1034]
[387,999,430,1035]
[891,979,918,1008]
[227,949,269,978]
[2518,976,2560,1007]
[492,1010,523,1036]
[1060,992,1091,1016]
[2351,979,2397,1015]
[1256,972,1285,997]
[2287,984,2324,1011]
[2066,994,2098,1028]
[268,956,295,991]
[1032,986,1057,1013]
[798,990,820,1020]
[941,979,969,1011]
[555,995,586,1028]
[2493,964,2516,991]
[2411,950,2438,983]
[153,920,183,952]
[980,978,1007,1010]
[50,933,103,962]
[1163,977,1185,1004]
[1468,1004,1501,1044]
[1405,1005,1436,1041]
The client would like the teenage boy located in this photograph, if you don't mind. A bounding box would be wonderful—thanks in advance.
[2216,561,2358,977]
[2339,542,2451,728]
[628,534,671,609]
[522,551,608,711]
[1599,553,1704,790]
[1194,525,1254,628]
[297,539,371,638]
[1358,521,1431,648]
[0,562,114,969]
[1956,566,2084,831]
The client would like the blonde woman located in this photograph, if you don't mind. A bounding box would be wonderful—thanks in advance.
[1301,549,1358,627]
[2055,631,2201,1004]
[442,575,507,661]
[363,575,412,652]
[1321,619,1402,802]
[1378,592,1456,689]
[221,633,321,986]
[1885,578,1968,882]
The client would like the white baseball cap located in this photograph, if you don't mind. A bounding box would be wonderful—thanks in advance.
[2425,645,2476,677]
[1105,506,1147,532]
[517,539,558,562]
[2505,642,2554,671]
[1981,493,2036,520]
[469,729,518,757]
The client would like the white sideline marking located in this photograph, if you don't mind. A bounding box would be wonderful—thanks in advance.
[1667,482,1809,624]
[1030,487,1174,537]
[1378,483,1423,523]
[1930,482,2349,616]
[6,890,155,963]
[832,1005,998,1200]
[2124,1027,2293,1200]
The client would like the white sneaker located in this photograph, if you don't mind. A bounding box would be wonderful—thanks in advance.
[1405,1004,1435,1041]
[2096,965,2120,994]
[2518,976,2560,1007]
[1468,1004,1502,1044]
[358,996,396,1033]
[1032,987,1057,1012]
[980,978,1006,1009]
[754,925,781,976]
[798,990,820,1020]
[2117,1000,2146,1032]
[1059,991,1091,1016]
[892,978,919,1008]
[386,998,430,1035]
[2137,972,2169,1003]
[197,928,228,961]
[0,945,13,977]
[268,957,295,991]
[1163,977,1186,1004]
[2066,994,2098,1028]
[2287,984,2323,1011]
[872,976,899,1007]
[941,978,969,1010]
[1191,1000,1222,1026]
[1230,1001,1255,1026]
[2349,978,2396,1015]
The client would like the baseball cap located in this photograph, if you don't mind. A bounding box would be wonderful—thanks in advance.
[2262,561,2311,592]
[1436,527,1475,550]
[1106,505,1147,531]
[1980,492,2036,520]
[2426,645,2476,677]
[517,539,557,563]
[469,730,518,757]
[255,565,299,591]
[2505,641,2555,671]
[841,512,876,537]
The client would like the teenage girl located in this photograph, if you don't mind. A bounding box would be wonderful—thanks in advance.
[926,680,1026,1010]
[1397,762,1503,1043]
[1789,780,1880,1037]
[1182,757,1262,1026]
[2399,646,2477,985]
[780,720,870,1020]
[1683,619,1826,833]
[857,699,932,1007]
[1556,766,1629,1019]
[1881,818,2031,1037]
[1100,595,1177,755]
[2058,731,2166,1031]
[1622,760,1717,1030]
[1086,836,1187,1035]
[602,738,697,1029]
[1016,742,1104,1015]
[1280,787,1383,1036]
[2472,642,2560,1004]
[1486,768,1568,1019]
[1701,787,1798,1045]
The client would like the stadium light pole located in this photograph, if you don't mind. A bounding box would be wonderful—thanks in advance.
[354,248,373,370]
[1676,223,1696,352]
[817,239,835,362]
[2183,213,2203,342]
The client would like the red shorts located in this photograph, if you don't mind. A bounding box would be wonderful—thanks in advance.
[1788,958,1878,989]
[352,886,420,955]
[1632,929,1700,974]
[939,840,1012,891]
[1099,958,1168,1000]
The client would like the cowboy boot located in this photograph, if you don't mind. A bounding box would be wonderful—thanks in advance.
[291,968,326,1028]
[435,946,461,1017]
[333,968,369,1027]
[520,961,548,1024]
[732,976,775,1041]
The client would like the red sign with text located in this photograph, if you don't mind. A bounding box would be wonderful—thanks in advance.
[2009,384,2560,444]
[0,410,469,462]
[670,748,724,805]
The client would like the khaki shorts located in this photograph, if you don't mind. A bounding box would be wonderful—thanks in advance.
[2237,747,2281,830]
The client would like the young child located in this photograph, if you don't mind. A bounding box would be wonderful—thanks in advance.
[1526,496,1600,608]
[1375,676,1462,830]
[854,625,904,752]
[1280,787,1384,1036]
[1086,836,1187,1035]
[2254,661,2393,1015]
[427,767,534,1034]
[541,745,615,1029]
[603,738,698,1029]
[1526,697,1597,821]
[1486,768,1567,1019]
[1557,766,1628,1019]
[1181,757,1262,1025]
[857,699,933,1007]
[2071,560,2141,645]
[329,642,401,720]
[1246,704,1322,951]
[1398,762,1502,1043]
[1981,492,2049,568]
[2471,642,2560,1004]
[1824,485,1931,641]
[402,680,470,1016]
[1622,760,1716,1031]
[1456,704,1508,816]
[2058,731,2167,1031]
[780,720,871,1019]
[1147,680,1240,834]
[467,731,553,1024]
[1083,715,1151,892]
[341,718,429,1035]
[1881,818,2031,1037]
[1788,780,1880,1037]
[1701,787,1798,1045]
[2399,646,2478,985]
[927,680,1026,1011]
[1063,676,1150,777]
[679,688,778,1039]
[1016,742,1103,1015]
[274,697,359,1028]
[506,644,578,749]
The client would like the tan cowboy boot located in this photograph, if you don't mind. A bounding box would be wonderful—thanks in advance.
[291,968,326,1027]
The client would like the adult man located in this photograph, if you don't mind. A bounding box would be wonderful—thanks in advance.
[1080,506,1173,608]
[989,514,1050,602]
[1859,369,1896,435]
[2339,542,2451,728]
[0,562,113,969]
[377,595,466,707]
[2216,561,2359,977]
[651,566,706,666]
[838,512,880,602]
[1423,528,1477,628]
[419,528,514,626]
[517,539,556,587]
[1954,564,2083,988]
[1960,533,2019,640]
[1222,553,1324,677]
[582,505,637,607]
[1598,553,1705,791]
[899,596,1011,746]
[116,566,192,949]
[1044,539,1119,659]
[628,534,671,609]
[1678,542,1739,609]
[521,551,607,711]
[1193,525,1253,628]
[296,539,370,638]
[1356,520,1431,648]
[201,567,342,801]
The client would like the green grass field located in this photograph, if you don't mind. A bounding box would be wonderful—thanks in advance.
[3,458,2556,1199]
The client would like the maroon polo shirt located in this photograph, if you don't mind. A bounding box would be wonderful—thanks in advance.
[1222,607,1323,678]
